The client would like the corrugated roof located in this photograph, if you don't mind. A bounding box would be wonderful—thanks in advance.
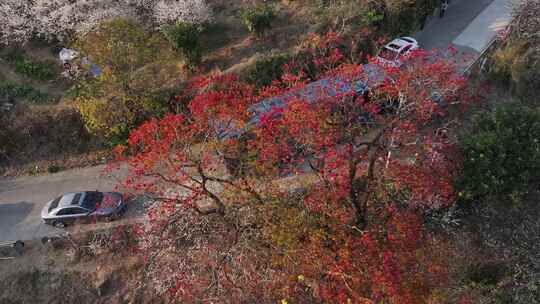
[215,63,387,140]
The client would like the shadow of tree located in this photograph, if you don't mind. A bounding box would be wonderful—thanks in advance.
[0,201,34,234]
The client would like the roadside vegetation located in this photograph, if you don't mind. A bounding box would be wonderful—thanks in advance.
[489,0,540,103]
[448,1,540,302]
[2,0,540,304]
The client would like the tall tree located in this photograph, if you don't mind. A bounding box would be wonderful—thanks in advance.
[111,47,474,302]
[250,50,471,228]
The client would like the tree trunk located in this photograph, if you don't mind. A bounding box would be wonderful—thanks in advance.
[350,177,368,230]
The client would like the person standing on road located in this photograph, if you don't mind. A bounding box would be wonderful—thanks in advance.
[440,0,449,18]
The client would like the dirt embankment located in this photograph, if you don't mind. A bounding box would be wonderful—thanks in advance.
[0,233,145,304]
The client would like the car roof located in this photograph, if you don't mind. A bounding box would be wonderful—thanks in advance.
[385,38,416,51]
[399,37,417,44]
[58,192,85,208]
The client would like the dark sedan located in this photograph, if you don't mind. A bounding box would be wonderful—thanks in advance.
[41,191,126,228]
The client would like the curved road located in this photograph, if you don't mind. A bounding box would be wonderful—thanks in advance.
[0,0,512,243]
[0,165,124,242]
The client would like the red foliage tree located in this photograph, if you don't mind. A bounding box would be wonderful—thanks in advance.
[110,45,474,302]
[111,73,267,215]
[277,208,451,304]
[250,49,472,228]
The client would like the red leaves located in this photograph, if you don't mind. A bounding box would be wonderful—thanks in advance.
[285,209,448,304]
[360,210,447,304]
[186,73,258,122]
[387,133,460,209]
[106,34,477,303]
[251,49,469,222]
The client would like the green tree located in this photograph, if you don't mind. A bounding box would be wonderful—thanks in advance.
[240,5,275,37]
[162,22,202,68]
[71,18,183,142]
[457,104,540,205]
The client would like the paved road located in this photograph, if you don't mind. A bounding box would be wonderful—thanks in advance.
[0,0,514,243]
[453,0,513,52]
[415,0,512,71]
[0,165,123,242]
[415,0,495,51]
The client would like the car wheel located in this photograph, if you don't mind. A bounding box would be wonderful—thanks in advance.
[53,221,66,228]
[13,241,24,255]
[104,215,114,222]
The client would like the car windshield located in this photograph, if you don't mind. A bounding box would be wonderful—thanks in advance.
[378,48,399,61]
[81,192,103,210]
[48,197,61,212]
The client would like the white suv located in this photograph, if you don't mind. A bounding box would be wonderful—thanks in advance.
[375,37,419,67]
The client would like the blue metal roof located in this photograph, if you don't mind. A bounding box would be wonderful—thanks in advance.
[216,63,387,140]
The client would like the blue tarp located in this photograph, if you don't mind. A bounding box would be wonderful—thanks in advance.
[89,63,102,77]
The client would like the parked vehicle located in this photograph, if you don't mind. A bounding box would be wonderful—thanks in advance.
[375,37,419,67]
[41,191,126,228]
[0,240,24,259]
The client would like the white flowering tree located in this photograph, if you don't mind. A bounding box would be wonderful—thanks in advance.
[0,1,35,45]
[0,0,212,45]
[153,0,212,28]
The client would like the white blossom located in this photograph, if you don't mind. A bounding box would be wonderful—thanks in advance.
[0,0,213,45]
[152,0,213,29]
[0,1,35,44]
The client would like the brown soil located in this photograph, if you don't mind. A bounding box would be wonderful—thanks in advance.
[201,0,316,74]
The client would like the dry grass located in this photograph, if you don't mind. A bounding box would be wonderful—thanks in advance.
[0,227,148,304]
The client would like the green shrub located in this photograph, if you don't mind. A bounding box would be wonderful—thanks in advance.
[456,103,540,206]
[466,261,508,286]
[490,39,540,103]
[47,165,63,174]
[3,51,54,81]
[361,10,384,26]
[244,54,291,87]
[367,0,438,35]
[384,8,418,36]
[240,5,276,37]
[162,22,202,68]
[489,40,527,86]
[107,123,131,148]
[0,82,33,98]
[0,82,49,104]
[510,50,540,103]
[15,59,54,81]
[71,18,183,141]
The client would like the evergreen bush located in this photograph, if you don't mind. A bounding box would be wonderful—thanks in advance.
[240,5,276,37]
[163,22,202,68]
